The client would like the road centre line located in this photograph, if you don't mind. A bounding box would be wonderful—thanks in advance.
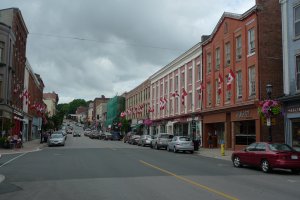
[0,152,27,168]
[139,160,239,200]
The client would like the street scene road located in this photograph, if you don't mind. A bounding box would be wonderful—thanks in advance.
[0,125,300,200]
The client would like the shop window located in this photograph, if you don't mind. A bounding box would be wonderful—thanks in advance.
[297,55,300,91]
[292,119,300,149]
[235,120,256,145]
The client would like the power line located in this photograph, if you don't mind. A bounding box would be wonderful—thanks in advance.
[29,32,184,52]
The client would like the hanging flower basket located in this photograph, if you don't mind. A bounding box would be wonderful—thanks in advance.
[258,99,282,118]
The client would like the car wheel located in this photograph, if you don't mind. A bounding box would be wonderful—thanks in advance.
[167,146,170,152]
[173,146,177,153]
[233,156,242,168]
[261,159,271,173]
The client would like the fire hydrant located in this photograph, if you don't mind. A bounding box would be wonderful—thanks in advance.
[221,144,225,156]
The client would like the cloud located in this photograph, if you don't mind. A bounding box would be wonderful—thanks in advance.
[1,0,255,103]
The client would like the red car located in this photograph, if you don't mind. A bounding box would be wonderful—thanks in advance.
[231,142,300,173]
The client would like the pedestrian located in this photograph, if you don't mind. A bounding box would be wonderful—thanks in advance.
[208,133,213,149]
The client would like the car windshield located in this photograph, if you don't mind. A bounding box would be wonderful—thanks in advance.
[179,137,190,141]
[269,143,294,151]
[51,134,63,139]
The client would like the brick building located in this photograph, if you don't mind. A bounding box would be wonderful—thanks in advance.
[201,0,283,150]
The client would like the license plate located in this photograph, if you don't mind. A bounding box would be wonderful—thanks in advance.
[291,155,298,160]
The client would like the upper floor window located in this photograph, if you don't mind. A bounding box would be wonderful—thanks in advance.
[236,36,242,60]
[296,55,300,91]
[0,74,3,99]
[225,42,231,66]
[0,42,4,63]
[215,47,220,70]
[188,92,192,110]
[169,79,173,93]
[152,87,155,100]
[207,53,212,73]
[175,76,179,90]
[197,63,201,81]
[248,28,255,54]
[295,5,300,38]
[248,66,256,96]
[189,68,192,84]
[236,70,242,99]
[165,82,168,94]
[156,86,159,99]
[181,72,185,87]
[207,83,212,107]
[215,79,220,105]
[225,75,231,102]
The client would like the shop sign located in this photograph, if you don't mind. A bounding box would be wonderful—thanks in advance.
[236,110,251,119]
[287,106,300,113]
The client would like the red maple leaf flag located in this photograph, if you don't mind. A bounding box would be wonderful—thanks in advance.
[218,74,223,95]
[227,69,235,90]
[181,88,188,105]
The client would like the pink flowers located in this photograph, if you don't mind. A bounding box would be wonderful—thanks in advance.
[258,100,281,118]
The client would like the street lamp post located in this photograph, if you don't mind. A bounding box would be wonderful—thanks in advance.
[266,84,273,142]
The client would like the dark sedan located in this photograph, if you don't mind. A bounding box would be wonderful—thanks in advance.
[232,142,300,173]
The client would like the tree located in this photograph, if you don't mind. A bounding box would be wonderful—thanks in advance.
[68,99,87,114]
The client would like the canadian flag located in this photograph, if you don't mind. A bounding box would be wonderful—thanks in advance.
[120,112,126,118]
[227,69,235,90]
[171,90,180,98]
[218,74,223,95]
[181,88,188,105]
[159,98,164,110]
[148,106,154,113]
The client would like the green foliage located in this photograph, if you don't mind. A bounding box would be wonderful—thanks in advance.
[68,99,87,114]
[120,118,130,133]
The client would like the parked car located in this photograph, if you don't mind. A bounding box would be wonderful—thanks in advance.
[84,128,92,136]
[48,133,66,146]
[89,131,101,139]
[231,142,300,173]
[138,135,153,146]
[100,132,113,140]
[151,133,173,150]
[167,136,194,154]
[111,132,121,141]
[73,131,81,137]
[128,134,140,145]
[124,132,134,143]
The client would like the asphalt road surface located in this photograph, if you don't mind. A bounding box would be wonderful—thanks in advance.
[1,125,300,200]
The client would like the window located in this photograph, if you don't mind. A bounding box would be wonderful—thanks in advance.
[297,55,300,91]
[225,75,231,102]
[236,70,242,99]
[165,82,168,94]
[152,87,155,100]
[169,98,173,114]
[156,85,159,99]
[248,66,256,96]
[188,92,192,110]
[215,47,220,70]
[175,76,179,90]
[0,42,4,63]
[169,79,173,93]
[236,36,242,60]
[207,83,212,107]
[189,68,192,84]
[225,42,231,65]
[248,28,255,54]
[197,89,201,108]
[0,74,3,99]
[295,5,300,38]
[181,72,185,87]
[215,79,220,105]
[235,121,256,145]
[207,53,211,73]
[175,97,179,113]
[197,63,201,81]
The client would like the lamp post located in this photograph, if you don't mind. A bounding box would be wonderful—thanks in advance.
[266,84,273,142]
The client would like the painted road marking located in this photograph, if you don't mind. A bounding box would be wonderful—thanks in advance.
[0,153,27,168]
[140,160,239,200]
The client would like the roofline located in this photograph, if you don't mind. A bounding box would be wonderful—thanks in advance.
[0,8,29,34]
[202,5,258,46]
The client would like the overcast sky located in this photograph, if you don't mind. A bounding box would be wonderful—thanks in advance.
[1,0,255,104]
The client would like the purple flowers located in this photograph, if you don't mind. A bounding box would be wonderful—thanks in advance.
[258,100,281,118]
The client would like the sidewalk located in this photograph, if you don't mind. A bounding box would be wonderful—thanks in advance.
[196,148,233,161]
[0,139,47,155]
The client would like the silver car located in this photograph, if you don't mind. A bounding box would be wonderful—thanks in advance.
[138,135,153,146]
[151,133,173,150]
[48,133,66,146]
[167,136,194,154]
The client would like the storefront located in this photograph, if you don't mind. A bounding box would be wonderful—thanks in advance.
[231,108,260,150]
[284,104,300,150]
